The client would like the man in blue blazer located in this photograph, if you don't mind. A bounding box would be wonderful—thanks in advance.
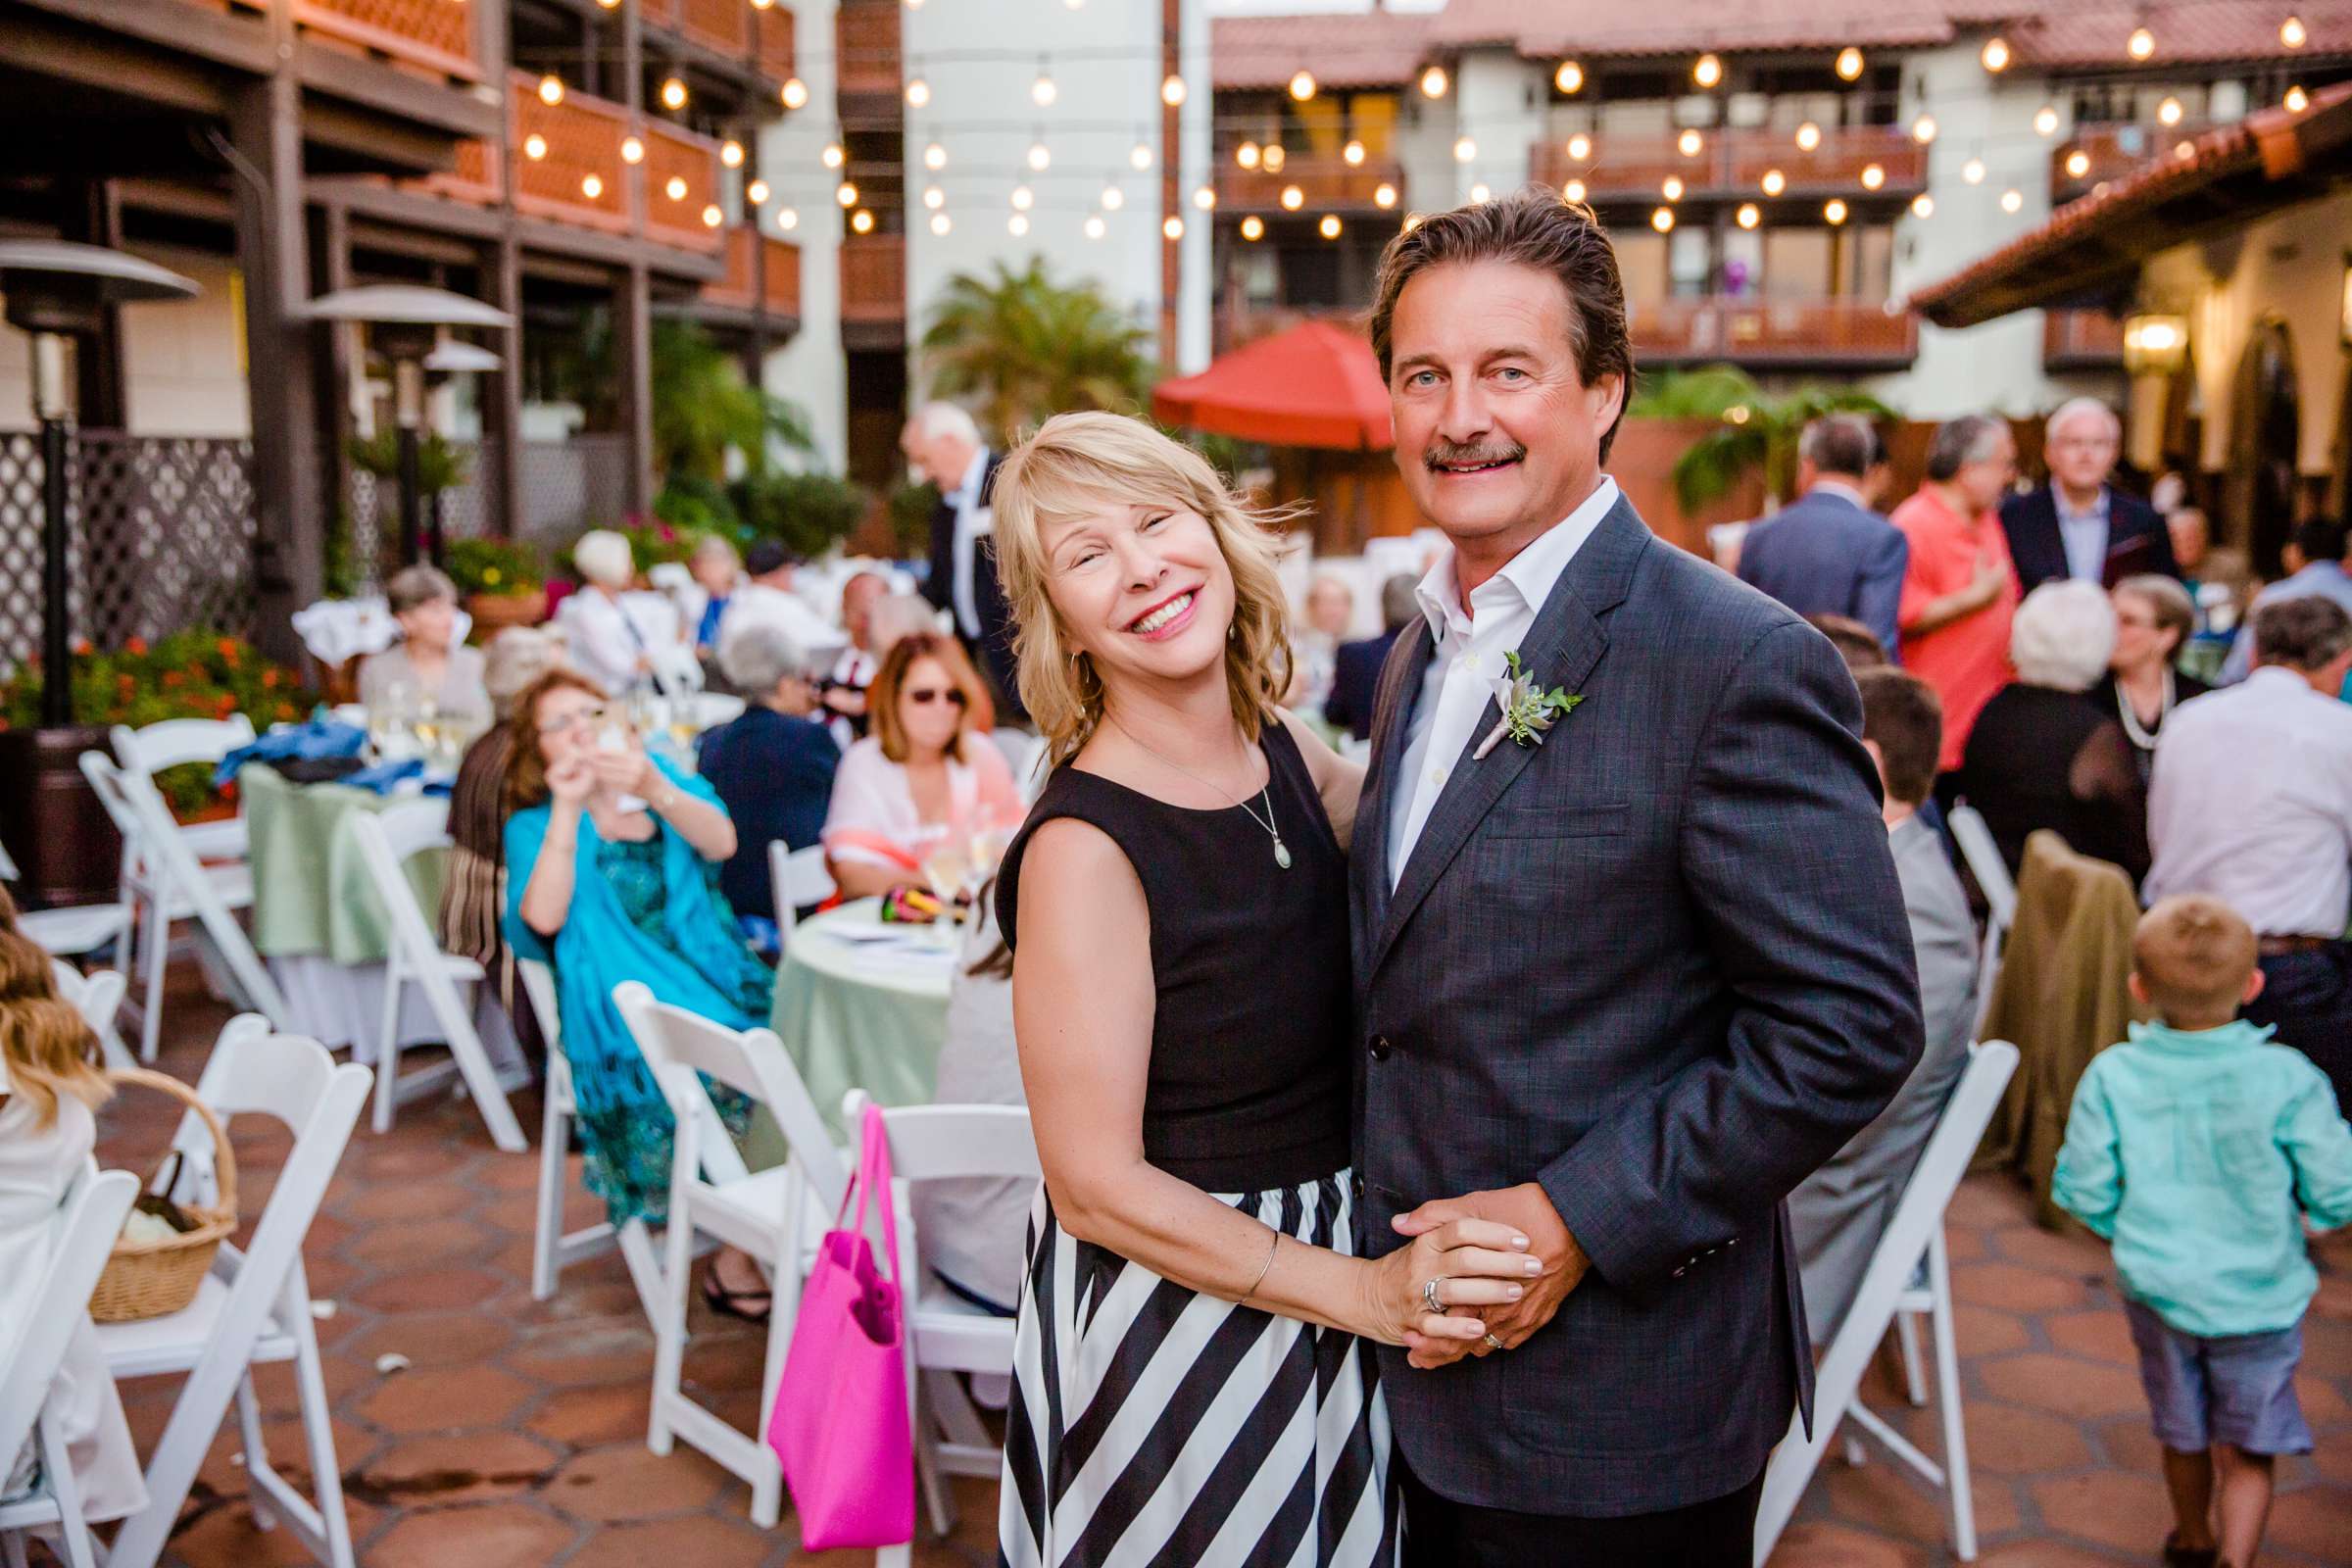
[1353,189,1923,1561]
[2001,398,2179,594]
[1738,413,1909,659]
[1323,574,1417,741]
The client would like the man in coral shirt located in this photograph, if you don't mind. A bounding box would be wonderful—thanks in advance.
[1891,415,2021,774]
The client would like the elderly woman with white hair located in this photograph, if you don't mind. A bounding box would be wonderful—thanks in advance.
[1954,579,2149,881]
[555,528,681,697]
[695,621,843,942]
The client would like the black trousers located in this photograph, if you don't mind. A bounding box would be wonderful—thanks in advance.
[2250,943,2352,1106]
[1397,1450,1764,1567]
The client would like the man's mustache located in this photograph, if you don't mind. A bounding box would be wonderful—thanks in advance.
[1423,440,1527,470]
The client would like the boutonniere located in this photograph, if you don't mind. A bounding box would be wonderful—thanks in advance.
[1473,650,1584,760]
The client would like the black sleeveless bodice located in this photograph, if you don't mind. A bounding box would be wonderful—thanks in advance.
[996,721,1353,1192]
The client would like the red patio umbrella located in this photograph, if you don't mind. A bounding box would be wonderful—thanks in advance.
[1152,318,1394,452]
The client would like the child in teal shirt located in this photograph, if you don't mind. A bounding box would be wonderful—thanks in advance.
[2056,895,2352,1568]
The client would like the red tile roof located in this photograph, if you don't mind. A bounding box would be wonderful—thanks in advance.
[1996,1,2352,66]
[1905,78,2352,325]
[1427,0,1958,56]
[1211,11,1441,91]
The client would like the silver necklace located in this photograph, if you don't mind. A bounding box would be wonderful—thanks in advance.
[1108,718,1292,869]
[2115,667,2172,752]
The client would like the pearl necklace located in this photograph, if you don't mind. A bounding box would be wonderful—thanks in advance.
[2115,668,2173,752]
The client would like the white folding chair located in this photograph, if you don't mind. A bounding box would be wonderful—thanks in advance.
[648,641,706,697]
[613,980,849,1529]
[49,959,133,1074]
[845,1089,1040,1554]
[111,716,255,865]
[0,839,130,970]
[347,804,528,1152]
[988,728,1049,804]
[0,1163,140,1568]
[1753,1040,2022,1566]
[77,752,274,1063]
[97,1022,369,1568]
[690,692,746,729]
[767,841,836,938]
[1947,804,2014,1034]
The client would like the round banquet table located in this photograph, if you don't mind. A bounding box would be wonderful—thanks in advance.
[241,764,520,1068]
[768,899,957,1132]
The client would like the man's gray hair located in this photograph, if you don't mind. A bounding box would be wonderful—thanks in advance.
[1379,572,1419,631]
[1797,414,1878,480]
[2251,594,2352,671]
[718,620,808,694]
[572,528,634,588]
[2045,396,2122,442]
[2010,579,2116,692]
[908,401,980,446]
[1924,414,2008,482]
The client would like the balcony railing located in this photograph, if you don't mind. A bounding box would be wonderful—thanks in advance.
[702,227,803,318]
[837,0,903,99]
[1536,124,1926,200]
[635,0,791,83]
[1216,153,1405,213]
[756,9,795,85]
[644,121,728,250]
[842,233,906,323]
[188,0,479,80]
[2053,121,2200,195]
[1631,296,1917,366]
[2044,307,2125,368]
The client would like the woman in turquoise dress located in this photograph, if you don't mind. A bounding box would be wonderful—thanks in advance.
[502,668,778,1309]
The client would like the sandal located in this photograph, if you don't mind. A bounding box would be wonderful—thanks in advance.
[2162,1533,2219,1568]
[701,1267,773,1324]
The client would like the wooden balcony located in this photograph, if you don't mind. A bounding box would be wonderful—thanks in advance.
[2044,307,2126,369]
[836,0,903,100]
[700,226,803,319]
[644,121,728,251]
[636,0,791,84]
[1537,123,1926,200]
[1216,153,1405,214]
[287,0,480,81]
[1631,296,1917,368]
[2053,122,2198,197]
[756,8,795,85]
[841,231,906,346]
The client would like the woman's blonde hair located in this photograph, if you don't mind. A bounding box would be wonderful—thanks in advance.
[0,885,108,1130]
[991,412,1298,764]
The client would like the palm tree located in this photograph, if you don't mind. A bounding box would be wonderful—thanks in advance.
[1630,365,1896,514]
[919,259,1153,439]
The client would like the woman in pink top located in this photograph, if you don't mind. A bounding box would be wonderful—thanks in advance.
[1892,415,2021,772]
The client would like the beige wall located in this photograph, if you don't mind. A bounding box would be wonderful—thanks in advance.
[0,244,250,437]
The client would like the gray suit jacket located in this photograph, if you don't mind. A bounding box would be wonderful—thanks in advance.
[1349,496,1923,1516]
[1788,814,1979,1339]
[1736,488,1909,660]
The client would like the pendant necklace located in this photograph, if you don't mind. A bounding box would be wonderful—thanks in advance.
[1108,717,1291,868]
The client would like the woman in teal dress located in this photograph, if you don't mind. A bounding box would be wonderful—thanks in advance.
[502,669,777,1309]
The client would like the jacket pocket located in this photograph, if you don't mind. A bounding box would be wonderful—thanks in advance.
[1484,802,1632,839]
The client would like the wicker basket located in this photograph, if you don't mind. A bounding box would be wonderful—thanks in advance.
[88,1067,238,1324]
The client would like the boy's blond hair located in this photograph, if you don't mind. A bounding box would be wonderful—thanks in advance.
[2133,895,2258,1021]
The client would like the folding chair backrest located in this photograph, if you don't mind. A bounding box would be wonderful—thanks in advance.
[1947,805,2016,933]
[77,750,145,846]
[769,841,834,934]
[113,714,257,778]
[844,1090,1039,1186]
[648,642,705,696]
[517,956,561,1052]
[50,960,125,1044]
[0,1163,138,1468]
[611,979,848,1210]
[0,836,17,881]
[106,760,290,1027]
[349,804,454,969]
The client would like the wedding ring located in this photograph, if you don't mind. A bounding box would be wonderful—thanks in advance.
[1483,1333,1505,1351]
[1421,1278,1446,1315]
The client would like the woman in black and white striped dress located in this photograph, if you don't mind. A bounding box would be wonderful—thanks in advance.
[988,415,1537,1566]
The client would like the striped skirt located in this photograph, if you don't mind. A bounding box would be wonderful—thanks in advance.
[997,1170,1401,1568]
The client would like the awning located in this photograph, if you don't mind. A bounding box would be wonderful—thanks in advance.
[1906,79,2352,328]
[1152,318,1394,452]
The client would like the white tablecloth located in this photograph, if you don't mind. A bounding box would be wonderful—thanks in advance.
[292,599,473,667]
[268,954,524,1073]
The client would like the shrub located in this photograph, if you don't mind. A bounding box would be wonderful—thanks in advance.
[444,537,544,599]
[734,470,868,561]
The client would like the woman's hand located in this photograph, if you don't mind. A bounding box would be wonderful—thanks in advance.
[1355,1215,1538,1348]
[588,728,654,796]
[547,754,594,808]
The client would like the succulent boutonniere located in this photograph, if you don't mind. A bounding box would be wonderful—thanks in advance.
[1473,650,1584,760]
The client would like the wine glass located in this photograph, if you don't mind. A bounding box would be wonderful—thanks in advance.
[919,834,972,943]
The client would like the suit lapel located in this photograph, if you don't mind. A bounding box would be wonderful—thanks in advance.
[1368,500,1651,980]
[1353,618,1433,947]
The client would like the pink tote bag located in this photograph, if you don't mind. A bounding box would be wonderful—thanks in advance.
[765,1103,915,1548]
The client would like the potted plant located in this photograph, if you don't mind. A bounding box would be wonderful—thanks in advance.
[444,537,546,638]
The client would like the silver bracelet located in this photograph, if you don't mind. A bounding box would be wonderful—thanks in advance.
[1240,1230,1281,1303]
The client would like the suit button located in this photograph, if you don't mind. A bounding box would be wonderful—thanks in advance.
[1672,1265,1688,1279]
[1350,1174,1366,1200]
[1368,1036,1393,1061]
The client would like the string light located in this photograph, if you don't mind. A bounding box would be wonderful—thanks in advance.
[1963,157,1985,184]
[906,76,930,107]
[781,78,808,110]
[1650,207,1675,231]
[2000,187,2023,214]
[1290,71,1317,102]
[1237,141,1260,170]
[1193,185,1216,210]
[929,213,952,236]
[1568,133,1592,161]
[924,143,947,171]
[1010,184,1034,211]
[1130,142,1152,171]
[701,204,722,228]
[537,74,564,106]
[2128,26,2155,60]
[1453,135,1477,163]
[619,135,643,165]
[1662,175,1685,201]
[1795,122,1822,152]
[1280,184,1303,210]
[1374,182,1397,209]
[1761,169,1787,195]
[1981,36,2011,72]
[1678,129,1703,157]
[922,186,945,211]
[836,181,858,207]
[1736,202,1760,228]
[1837,47,1865,81]
[1562,178,1587,203]
[1162,216,1184,239]
[1402,213,1423,232]
[2282,14,2308,48]
[1469,181,1491,203]
[1241,216,1264,240]
[1032,67,1056,107]
[1344,139,1366,166]
[1160,74,1186,107]
[1693,53,1723,88]
[1101,185,1123,210]
[2064,148,2091,177]
[1027,140,1052,172]
[2286,83,2311,111]
[1911,193,1934,218]
[1555,61,1584,93]
[821,143,845,170]
[1912,115,1937,143]
[1009,214,1030,236]
[774,206,798,230]
[1824,198,1847,223]
[523,133,548,161]
[1260,143,1285,172]
[665,175,689,201]
[660,76,687,112]
[2176,139,2196,159]
[580,173,604,198]
[2034,106,2060,137]
[720,140,744,169]
[1318,215,1342,239]
[1085,215,1106,239]
[746,179,769,204]
[2158,96,2183,125]
[1419,65,1451,99]
[596,0,618,8]
[1860,163,1886,190]
[851,209,874,233]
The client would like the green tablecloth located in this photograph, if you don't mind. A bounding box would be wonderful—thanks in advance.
[242,765,445,964]
[769,900,956,1132]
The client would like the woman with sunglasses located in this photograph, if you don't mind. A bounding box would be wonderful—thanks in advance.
[821,629,1025,901]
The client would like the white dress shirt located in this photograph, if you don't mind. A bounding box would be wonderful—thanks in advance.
[556,588,680,698]
[2054,486,2112,584]
[2145,665,2352,937]
[1386,476,1621,889]
[948,446,992,641]
[716,580,840,665]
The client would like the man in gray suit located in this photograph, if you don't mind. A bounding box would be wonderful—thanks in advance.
[1350,188,1923,1560]
[1737,413,1910,660]
[1788,669,1979,1339]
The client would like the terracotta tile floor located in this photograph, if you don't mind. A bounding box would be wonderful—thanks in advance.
[51,978,2352,1566]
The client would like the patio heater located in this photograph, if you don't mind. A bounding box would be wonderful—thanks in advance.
[294,285,514,569]
[420,339,502,559]
[0,241,200,727]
